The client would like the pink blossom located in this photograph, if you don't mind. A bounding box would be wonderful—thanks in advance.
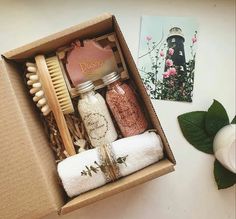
[163,71,170,78]
[146,36,152,41]
[163,67,176,78]
[166,59,173,67]
[192,36,197,43]
[169,67,177,76]
[168,48,174,56]
[160,50,165,57]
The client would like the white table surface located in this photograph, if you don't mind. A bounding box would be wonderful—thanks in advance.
[0,0,235,218]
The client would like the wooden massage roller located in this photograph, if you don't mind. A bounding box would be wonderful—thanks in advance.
[26,55,76,156]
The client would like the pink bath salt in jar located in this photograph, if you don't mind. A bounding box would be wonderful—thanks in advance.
[102,72,148,137]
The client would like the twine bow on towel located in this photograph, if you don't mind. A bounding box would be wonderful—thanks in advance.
[98,143,121,182]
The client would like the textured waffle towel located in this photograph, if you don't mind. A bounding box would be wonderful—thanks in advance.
[57,131,164,197]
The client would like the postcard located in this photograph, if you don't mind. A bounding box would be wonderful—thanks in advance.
[138,16,198,102]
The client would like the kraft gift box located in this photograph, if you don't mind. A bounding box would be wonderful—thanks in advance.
[0,13,176,218]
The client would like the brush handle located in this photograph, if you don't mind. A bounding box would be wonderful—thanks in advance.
[35,55,76,156]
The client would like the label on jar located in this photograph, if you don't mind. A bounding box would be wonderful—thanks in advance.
[83,113,108,140]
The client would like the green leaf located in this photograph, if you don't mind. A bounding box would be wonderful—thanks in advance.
[205,100,229,136]
[231,116,236,124]
[214,159,236,189]
[178,111,214,154]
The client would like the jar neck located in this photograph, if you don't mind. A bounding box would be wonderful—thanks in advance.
[107,79,122,90]
[79,90,95,99]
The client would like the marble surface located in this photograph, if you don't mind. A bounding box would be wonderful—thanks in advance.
[0,0,235,218]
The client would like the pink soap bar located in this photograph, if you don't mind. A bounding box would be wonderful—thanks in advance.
[66,40,118,86]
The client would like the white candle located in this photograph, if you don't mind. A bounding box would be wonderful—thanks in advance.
[213,124,236,173]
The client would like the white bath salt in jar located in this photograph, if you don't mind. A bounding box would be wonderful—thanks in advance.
[76,80,118,147]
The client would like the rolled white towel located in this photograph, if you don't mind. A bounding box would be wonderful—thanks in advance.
[57,131,164,197]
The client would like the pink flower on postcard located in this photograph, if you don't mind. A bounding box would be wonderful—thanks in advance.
[192,36,197,43]
[146,36,152,41]
[168,48,174,56]
[169,67,177,75]
[163,71,170,78]
[166,59,173,67]
[160,50,165,57]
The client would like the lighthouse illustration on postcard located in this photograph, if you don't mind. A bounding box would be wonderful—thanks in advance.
[138,16,198,102]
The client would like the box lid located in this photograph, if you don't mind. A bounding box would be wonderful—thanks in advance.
[0,59,64,218]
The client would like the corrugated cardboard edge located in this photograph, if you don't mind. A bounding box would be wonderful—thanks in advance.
[61,159,174,214]
[0,59,64,218]
[112,15,176,165]
[3,13,113,60]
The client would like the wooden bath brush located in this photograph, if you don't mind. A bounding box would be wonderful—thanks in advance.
[26,55,76,156]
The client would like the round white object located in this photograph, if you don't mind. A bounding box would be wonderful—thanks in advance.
[213,124,236,173]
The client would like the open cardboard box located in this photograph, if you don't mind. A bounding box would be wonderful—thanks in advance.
[0,13,176,218]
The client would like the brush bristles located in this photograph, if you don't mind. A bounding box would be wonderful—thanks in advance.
[45,57,74,114]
